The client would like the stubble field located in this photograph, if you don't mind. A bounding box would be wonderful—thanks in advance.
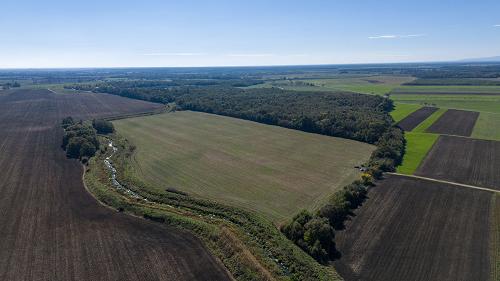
[113,111,375,222]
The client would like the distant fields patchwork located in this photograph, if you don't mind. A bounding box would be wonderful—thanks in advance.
[392,85,500,95]
[390,103,421,122]
[391,94,500,114]
[114,111,375,222]
[250,75,414,95]
[397,132,439,175]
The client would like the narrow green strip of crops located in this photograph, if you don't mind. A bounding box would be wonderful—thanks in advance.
[397,132,439,175]
[412,108,447,133]
[390,103,422,122]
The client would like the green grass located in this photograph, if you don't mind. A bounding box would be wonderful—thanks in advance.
[412,108,447,133]
[397,132,439,175]
[393,85,500,94]
[113,111,375,222]
[249,75,414,95]
[391,94,500,114]
[390,103,422,122]
[472,112,500,141]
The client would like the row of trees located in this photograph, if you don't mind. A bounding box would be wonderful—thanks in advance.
[282,127,405,264]
[61,117,115,161]
[1,81,20,89]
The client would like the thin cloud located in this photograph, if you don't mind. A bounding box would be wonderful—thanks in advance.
[142,52,204,56]
[226,53,275,57]
[494,24,500,27]
[368,35,397,39]
[368,34,426,39]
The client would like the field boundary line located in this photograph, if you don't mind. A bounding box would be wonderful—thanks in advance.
[388,172,500,194]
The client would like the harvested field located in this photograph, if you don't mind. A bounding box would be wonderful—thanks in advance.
[396,106,438,131]
[334,175,493,281]
[0,89,230,281]
[415,135,500,190]
[114,111,375,222]
[425,109,479,136]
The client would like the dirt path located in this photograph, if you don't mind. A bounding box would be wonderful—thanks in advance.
[0,89,230,281]
[389,172,500,194]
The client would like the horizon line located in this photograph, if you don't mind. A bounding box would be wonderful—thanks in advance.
[2,59,500,71]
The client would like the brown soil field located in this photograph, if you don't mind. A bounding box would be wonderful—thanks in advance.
[0,89,230,281]
[415,135,500,190]
[334,175,493,281]
[392,91,500,95]
[425,109,479,136]
[396,106,438,131]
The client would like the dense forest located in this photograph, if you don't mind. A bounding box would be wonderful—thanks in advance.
[68,83,393,144]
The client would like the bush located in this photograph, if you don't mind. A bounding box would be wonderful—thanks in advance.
[62,118,99,160]
[92,119,114,134]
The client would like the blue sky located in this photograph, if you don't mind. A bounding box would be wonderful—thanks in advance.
[0,0,499,68]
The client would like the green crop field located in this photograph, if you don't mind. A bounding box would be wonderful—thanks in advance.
[391,94,500,114]
[113,111,375,222]
[249,75,414,95]
[472,112,500,141]
[390,102,422,122]
[397,132,439,175]
[411,108,447,133]
[392,85,500,94]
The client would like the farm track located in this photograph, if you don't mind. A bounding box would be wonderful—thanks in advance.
[416,135,500,190]
[0,89,230,281]
[334,174,492,281]
[426,109,479,136]
[389,173,500,193]
[396,106,438,131]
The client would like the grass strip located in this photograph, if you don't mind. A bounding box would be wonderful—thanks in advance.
[397,132,439,175]
[412,108,447,133]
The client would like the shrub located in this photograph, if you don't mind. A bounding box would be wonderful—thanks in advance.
[92,119,114,134]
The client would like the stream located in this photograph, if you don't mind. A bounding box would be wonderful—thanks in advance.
[104,140,147,201]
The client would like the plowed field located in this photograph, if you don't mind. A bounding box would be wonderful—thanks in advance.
[334,175,493,281]
[0,89,230,281]
[415,135,500,190]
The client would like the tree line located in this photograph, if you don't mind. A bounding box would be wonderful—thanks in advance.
[61,117,114,162]
[68,83,393,144]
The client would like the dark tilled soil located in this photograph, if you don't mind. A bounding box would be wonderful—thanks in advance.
[396,106,438,131]
[392,91,500,95]
[334,175,493,281]
[0,89,230,281]
[415,135,500,190]
[425,109,479,136]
